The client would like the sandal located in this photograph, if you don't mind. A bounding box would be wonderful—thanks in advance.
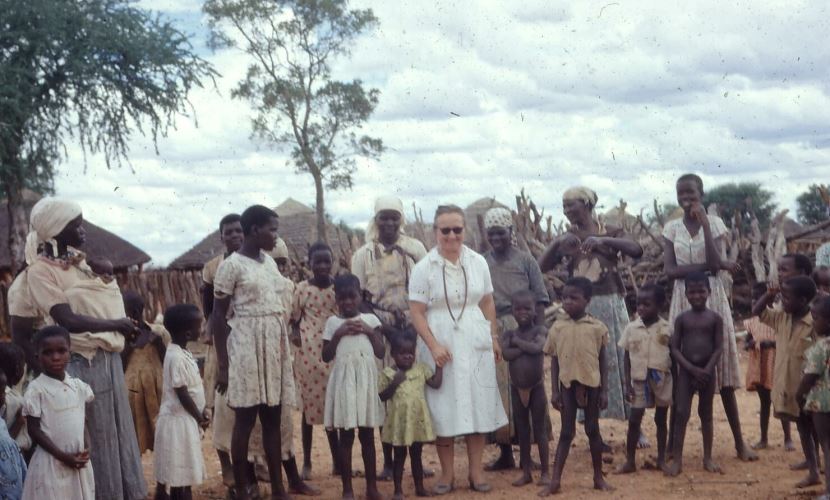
[432,482,454,495]
[468,478,492,493]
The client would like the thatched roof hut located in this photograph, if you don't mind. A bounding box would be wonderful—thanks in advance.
[0,190,151,275]
[783,217,830,255]
[168,198,352,270]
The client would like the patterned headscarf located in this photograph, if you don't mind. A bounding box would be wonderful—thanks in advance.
[24,198,83,264]
[366,196,405,242]
[484,207,513,230]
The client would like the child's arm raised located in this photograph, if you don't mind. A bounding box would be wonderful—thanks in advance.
[27,416,89,469]
[751,289,777,318]
[426,365,443,389]
[599,344,609,410]
[379,370,406,402]
[500,330,522,362]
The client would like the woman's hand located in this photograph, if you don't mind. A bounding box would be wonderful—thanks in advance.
[557,233,581,255]
[580,236,606,254]
[113,318,139,338]
[690,203,709,226]
[216,365,229,395]
[721,260,741,275]
[429,342,452,367]
[492,340,502,362]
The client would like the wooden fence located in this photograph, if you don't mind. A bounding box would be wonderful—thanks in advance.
[118,269,205,322]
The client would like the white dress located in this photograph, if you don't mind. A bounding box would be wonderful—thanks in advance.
[22,374,95,500]
[408,245,508,437]
[323,313,385,429]
[214,251,296,408]
[153,344,206,488]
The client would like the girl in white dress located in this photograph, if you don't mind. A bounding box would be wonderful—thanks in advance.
[210,205,296,500]
[409,205,508,495]
[322,273,385,500]
[22,326,94,500]
[153,304,209,500]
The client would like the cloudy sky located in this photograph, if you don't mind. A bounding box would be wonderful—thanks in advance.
[53,1,830,265]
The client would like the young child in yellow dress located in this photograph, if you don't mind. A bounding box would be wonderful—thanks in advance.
[379,329,443,499]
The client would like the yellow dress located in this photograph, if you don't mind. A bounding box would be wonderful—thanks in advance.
[379,364,435,446]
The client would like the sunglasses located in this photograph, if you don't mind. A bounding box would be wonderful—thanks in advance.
[438,226,464,235]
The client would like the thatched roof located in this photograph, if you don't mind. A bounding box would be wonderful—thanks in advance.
[168,198,350,270]
[0,190,151,271]
[464,197,510,251]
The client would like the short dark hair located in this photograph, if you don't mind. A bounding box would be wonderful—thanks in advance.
[813,296,830,321]
[219,213,242,232]
[122,290,144,313]
[308,241,332,261]
[782,253,813,276]
[33,325,71,351]
[163,304,202,336]
[564,277,593,300]
[389,327,417,354]
[684,271,711,290]
[433,204,465,226]
[0,342,25,383]
[638,283,666,305]
[783,276,817,302]
[240,205,278,236]
[677,173,704,195]
[511,289,536,306]
[334,273,361,296]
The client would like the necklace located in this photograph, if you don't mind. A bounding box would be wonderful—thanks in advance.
[442,261,468,330]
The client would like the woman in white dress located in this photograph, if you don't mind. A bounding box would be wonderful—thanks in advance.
[409,205,508,495]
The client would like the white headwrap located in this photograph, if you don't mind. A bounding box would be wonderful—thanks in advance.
[365,196,406,242]
[484,207,513,230]
[269,237,290,260]
[24,198,83,264]
[563,186,604,231]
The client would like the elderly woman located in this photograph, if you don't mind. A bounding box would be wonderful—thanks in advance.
[22,198,146,500]
[409,204,508,495]
[482,207,550,470]
[539,187,642,444]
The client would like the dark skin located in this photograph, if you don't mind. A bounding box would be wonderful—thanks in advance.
[663,281,723,477]
[378,341,442,499]
[815,268,830,297]
[322,287,385,500]
[662,180,757,463]
[11,315,38,374]
[3,358,26,440]
[210,215,290,500]
[201,220,244,320]
[27,336,92,471]
[539,285,612,496]
[290,248,340,480]
[616,290,669,474]
[500,296,550,487]
[753,284,821,487]
[121,296,166,370]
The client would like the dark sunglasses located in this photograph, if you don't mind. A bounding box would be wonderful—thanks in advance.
[438,226,464,235]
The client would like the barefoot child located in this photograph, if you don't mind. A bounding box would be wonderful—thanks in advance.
[500,290,550,487]
[0,371,26,499]
[796,297,830,500]
[753,275,820,488]
[664,272,723,477]
[322,274,386,500]
[0,343,31,460]
[616,284,672,473]
[22,326,94,500]
[378,329,442,499]
[540,277,613,495]
[153,304,209,500]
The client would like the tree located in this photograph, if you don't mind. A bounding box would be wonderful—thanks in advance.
[0,0,215,272]
[704,182,777,232]
[796,184,830,225]
[204,0,384,241]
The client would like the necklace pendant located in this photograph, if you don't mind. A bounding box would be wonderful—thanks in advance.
[453,322,460,331]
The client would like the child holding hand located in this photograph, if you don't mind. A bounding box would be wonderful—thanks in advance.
[322,274,386,500]
[153,304,210,500]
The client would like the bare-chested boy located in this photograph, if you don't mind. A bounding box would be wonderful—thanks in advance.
[500,290,550,488]
[664,272,723,477]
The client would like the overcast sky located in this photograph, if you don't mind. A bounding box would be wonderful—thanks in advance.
[52,1,830,265]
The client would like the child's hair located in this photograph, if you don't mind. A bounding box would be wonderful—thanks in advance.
[433,204,465,226]
[0,342,25,384]
[782,253,813,276]
[0,370,6,389]
[163,304,202,336]
[638,283,666,305]
[389,327,417,354]
[783,275,817,302]
[33,325,71,351]
[219,213,242,232]
[684,271,711,290]
[333,273,361,296]
[564,276,593,300]
[814,296,830,322]
[677,173,704,194]
[122,290,145,314]
[308,241,332,261]
[511,289,536,305]
[240,205,278,236]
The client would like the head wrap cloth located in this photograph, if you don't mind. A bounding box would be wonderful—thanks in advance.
[24,198,83,264]
[483,207,513,230]
[366,196,406,242]
[562,186,605,232]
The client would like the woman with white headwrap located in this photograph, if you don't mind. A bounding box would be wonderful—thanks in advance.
[539,187,643,439]
[351,195,428,479]
[22,198,147,500]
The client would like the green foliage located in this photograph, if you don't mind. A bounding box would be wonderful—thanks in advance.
[703,182,777,232]
[204,0,383,238]
[796,184,829,225]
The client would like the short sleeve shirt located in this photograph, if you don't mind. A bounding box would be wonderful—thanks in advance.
[803,337,830,413]
[213,252,290,317]
[202,254,225,285]
[760,307,815,417]
[618,317,672,380]
[544,314,609,388]
[484,248,550,317]
[408,245,494,308]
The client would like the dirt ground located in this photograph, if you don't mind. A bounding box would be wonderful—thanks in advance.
[141,352,825,500]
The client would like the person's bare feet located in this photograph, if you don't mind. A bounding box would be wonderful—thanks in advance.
[593,476,614,491]
[751,440,768,450]
[485,453,516,471]
[614,461,637,474]
[537,480,561,496]
[413,485,430,497]
[784,439,796,452]
[737,445,759,462]
[537,473,551,486]
[378,466,393,482]
[302,464,312,481]
[795,474,821,488]
[512,473,533,487]
[662,461,682,477]
[341,491,355,500]
[289,480,320,497]
[637,433,651,449]
[791,460,809,471]
[703,459,722,474]
[366,487,385,500]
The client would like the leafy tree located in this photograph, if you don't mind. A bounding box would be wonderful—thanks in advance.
[796,184,829,225]
[204,0,384,241]
[704,182,777,232]
[1,0,216,272]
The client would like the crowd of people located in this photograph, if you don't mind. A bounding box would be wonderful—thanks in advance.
[1,172,830,500]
